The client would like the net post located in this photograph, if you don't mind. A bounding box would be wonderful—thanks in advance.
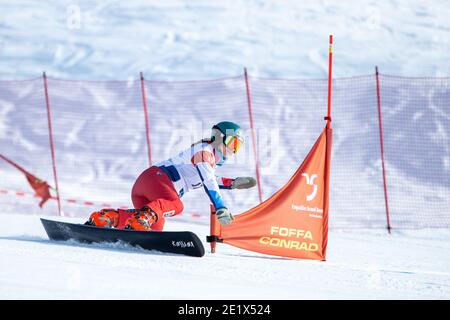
[42,72,62,216]
[244,68,263,203]
[375,66,392,233]
[140,71,152,166]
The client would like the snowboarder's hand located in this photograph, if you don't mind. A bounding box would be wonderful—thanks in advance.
[231,177,257,189]
[216,208,234,225]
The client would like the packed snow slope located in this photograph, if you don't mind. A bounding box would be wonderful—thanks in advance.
[0,0,449,80]
[0,214,449,299]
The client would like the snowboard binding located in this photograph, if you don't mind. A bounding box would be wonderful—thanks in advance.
[85,208,120,228]
[86,206,158,231]
[124,206,158,231]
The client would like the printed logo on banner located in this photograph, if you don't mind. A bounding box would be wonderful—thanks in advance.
[301,173,318,201]
[259,226,319,252]
[291,172,323,219]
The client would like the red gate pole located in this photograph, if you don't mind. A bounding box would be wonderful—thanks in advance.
[244,68,263,203]
[322,35,334,259]
[43,72,62,216]
[140,72,152,166]
[326,35,333,128]
[375,66,392,233]
[209,205,217,253]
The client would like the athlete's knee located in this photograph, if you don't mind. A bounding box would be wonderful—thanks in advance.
[171,200,184,217]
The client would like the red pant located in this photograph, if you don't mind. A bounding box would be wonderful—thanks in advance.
[117,166,184,231]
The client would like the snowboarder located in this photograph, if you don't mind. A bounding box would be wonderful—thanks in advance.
[86,121,256,231]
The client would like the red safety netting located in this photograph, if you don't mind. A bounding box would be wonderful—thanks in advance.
[378,74,450,228]
[0,78,59,216]
[0,72,449,229]
[45,77,147,216]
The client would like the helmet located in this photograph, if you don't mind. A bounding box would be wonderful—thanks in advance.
[211,121,244,155]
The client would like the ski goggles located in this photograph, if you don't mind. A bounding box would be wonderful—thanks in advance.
[224,135,244,153]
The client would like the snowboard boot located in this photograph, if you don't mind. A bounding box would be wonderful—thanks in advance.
[124,206,158,231]
[86,208,120,228]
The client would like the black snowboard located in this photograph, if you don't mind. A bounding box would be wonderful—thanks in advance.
[40,218,205,257]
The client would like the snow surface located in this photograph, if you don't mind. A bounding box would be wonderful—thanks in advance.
[1,214,449,299]
[1,0,450,299]
[0,0,449,80]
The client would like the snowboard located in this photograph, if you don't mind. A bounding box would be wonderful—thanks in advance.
[40,218,205,257]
